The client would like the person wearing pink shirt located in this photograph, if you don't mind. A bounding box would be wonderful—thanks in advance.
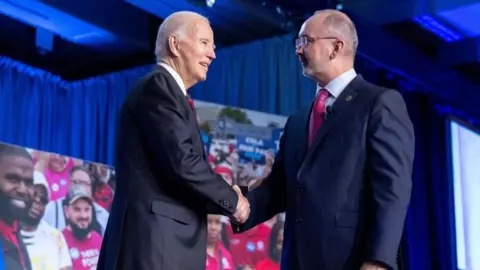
[206,215,235,270]
[41,154,76,201]
[62,186,102,270]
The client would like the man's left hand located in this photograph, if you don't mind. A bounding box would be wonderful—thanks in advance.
[360,262,388,270]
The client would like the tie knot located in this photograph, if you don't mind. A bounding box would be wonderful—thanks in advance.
[317,88,329,101]
[186,95,195,109]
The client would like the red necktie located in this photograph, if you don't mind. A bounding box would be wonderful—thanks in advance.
[308,89,329,146]
[187,96,195,110]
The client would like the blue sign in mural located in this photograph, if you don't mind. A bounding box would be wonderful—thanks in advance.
[201,132,211,156]
[236,135,272,165]
[271,128,284,153]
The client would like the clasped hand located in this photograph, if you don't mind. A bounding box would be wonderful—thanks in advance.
[231,185,250,224]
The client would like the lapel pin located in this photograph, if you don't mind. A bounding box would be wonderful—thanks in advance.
[345,95,352,102]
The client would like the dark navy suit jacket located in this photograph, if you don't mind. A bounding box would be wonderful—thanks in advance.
[234,75,415,270]
[97,65,239,270]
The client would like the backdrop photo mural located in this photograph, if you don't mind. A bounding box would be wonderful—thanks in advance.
[0,99,287,270]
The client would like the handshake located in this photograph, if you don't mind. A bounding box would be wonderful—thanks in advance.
[231,185,250,224]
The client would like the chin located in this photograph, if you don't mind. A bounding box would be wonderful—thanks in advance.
[198,73,207,81]
[302,67,313,77]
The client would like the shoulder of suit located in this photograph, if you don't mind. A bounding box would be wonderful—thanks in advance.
[125,68,176,102]
[358,78,401,100]
[286,106,308,126]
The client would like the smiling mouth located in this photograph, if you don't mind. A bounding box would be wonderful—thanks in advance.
[11,199,27,209]
[200,63,209,68]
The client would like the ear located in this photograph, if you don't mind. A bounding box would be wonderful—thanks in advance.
[331,39,345,59]
[63,205,69,217]
[168,35,181,57]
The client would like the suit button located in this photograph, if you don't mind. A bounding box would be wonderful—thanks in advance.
[297,188,303,193]
[219,200,229,208]
[296,218,303,223]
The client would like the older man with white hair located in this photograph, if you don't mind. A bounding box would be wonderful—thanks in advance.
[97,11,250,270]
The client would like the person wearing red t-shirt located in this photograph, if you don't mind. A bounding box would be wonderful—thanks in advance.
[62,186,102,270]
[215,166,233,186]
[0,144,34,270]
[87,163,114,211]
[255,220,284,270]
[206,214,235,270]
[226,219,272,268]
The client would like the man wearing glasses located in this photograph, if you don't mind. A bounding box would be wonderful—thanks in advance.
[233,9,414,270]
[20,171,72,270]
[42,166,109,236]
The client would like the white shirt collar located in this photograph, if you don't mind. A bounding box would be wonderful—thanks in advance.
[316,68,357,98]
[158,62,187,96]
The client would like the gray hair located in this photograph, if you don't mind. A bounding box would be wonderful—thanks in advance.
[315,10,358,57]
[154,11,209,62]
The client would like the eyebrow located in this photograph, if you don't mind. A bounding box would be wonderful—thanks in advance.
[201,38,216,49]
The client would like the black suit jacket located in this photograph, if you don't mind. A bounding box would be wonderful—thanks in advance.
[97,65,239,270]
[1,230,32,270]
[234,75,415,270]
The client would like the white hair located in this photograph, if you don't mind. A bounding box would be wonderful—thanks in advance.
[154,11,209,62]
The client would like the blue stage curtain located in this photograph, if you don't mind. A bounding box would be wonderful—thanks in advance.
[0,32,458,270]
[400,92,456,270]
[189,34,316,115]
[355,67,456,270]
[0,56,153,165]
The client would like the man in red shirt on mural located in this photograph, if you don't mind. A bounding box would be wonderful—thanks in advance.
[0,144,34,270]
[62,186,102,270]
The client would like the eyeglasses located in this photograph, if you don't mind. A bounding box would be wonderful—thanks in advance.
[295,36,338,49]
[71,178,91,186]
[33,191,48,205]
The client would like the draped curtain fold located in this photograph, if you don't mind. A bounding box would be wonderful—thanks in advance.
[0,56,152,164]
[0,32,458,270]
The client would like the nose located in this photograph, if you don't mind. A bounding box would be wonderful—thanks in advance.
[207,48,216,60]
[17,181,30,197]
[33,195,42,203]
[80,210,90,219]
[295,45,303,56]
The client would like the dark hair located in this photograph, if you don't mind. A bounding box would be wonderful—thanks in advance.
[268,219,285,261]
[221,222,230,249]
[0,144,32,161]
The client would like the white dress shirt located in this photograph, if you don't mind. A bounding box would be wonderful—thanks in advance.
[316,68,357,107]
[158,62,187,96]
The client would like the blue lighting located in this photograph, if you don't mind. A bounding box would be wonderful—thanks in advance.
[0,0,117,46]
[437,3,480,38]
[413,15,463,42]
[124,0,182,19]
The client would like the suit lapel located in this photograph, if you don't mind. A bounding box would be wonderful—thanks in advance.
[296,104,314,165]
[299,75,364,173]
[156,65,206,161]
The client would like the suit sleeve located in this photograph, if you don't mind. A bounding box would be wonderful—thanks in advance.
[132,74,239,216]
[365,90,415,268]
[232,118,290,234]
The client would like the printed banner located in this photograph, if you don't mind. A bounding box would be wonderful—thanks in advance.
[0,142,113,270]
[236,135,272,165]
[195,100,287,270]
[0,99,287,270]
